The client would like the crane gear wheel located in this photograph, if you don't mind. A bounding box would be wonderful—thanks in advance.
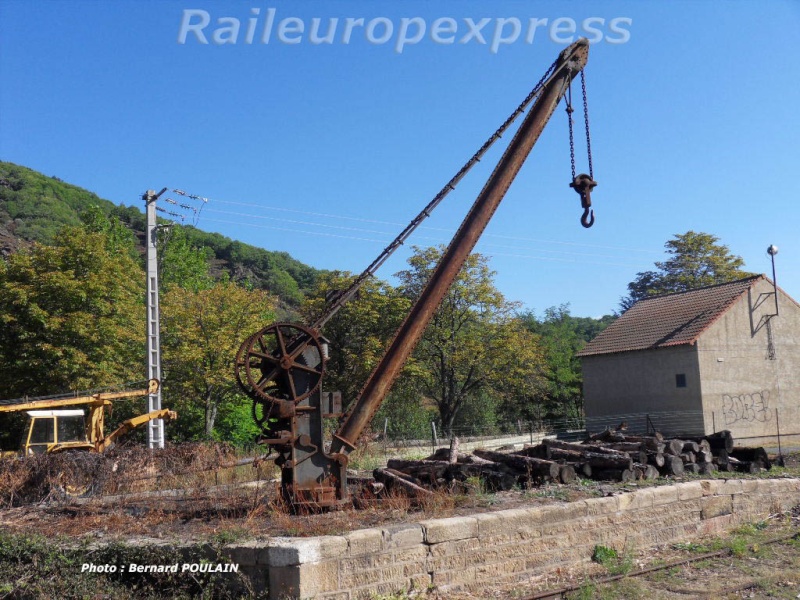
[251,396,276,435]
[235,323,326,404]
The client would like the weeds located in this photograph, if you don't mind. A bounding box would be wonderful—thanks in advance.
[369,591,415,600]
[567,579,650,600]
[208,527,250,546]
[0,442,267,507]
[533,484,570,502]
[672,541,710,553]
[418,486,456,515]
[733,520,769,536]
[347,447,388,472]
[728,535,749,557]
[565,582,596,599]
[0,530,259,599]
[591,544,634,576]
[591,545,618,565]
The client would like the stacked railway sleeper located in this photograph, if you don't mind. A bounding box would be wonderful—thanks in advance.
[375,429,773,496]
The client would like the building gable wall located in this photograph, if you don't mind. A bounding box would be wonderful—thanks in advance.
[697,278,800,443]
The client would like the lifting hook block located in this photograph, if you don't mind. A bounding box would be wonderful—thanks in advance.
[570,173,597,228]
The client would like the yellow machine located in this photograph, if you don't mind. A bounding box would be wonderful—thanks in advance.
[0,379,176,456]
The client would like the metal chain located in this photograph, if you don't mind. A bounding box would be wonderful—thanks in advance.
[567,69,594,181]
[312,58,559,331]
[581,69,594,179]
[566,74,576,180]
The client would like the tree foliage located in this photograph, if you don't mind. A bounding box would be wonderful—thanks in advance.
[0,223,144,397]
[300,271,412,405]
[160,280,276,440]
[0,160,632,446]
[397,247,546,434]
[0,207,282,446]
[158,227,215,292]
[520,305,615,422]
[0,161,323,310]
[0,162,115,246]
[620,231,752,311]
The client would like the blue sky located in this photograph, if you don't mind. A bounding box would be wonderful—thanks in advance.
[1,1,798,318]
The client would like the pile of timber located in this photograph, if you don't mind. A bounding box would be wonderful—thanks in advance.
[376,429,772,494]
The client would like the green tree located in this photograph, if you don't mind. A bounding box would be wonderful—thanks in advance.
[373,380,437,442]
[158,227,214,292]
[0,224,144,398]
[0,161,114,245]
[0,161,325,310]
[397,247,546,435]
[520,305,614,422]
[621,231,751,311]
[81,204,139,259]
[160,280,275,440]
[300,271,412,405]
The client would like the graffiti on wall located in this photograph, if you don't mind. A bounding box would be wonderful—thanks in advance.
[721,390,772,426]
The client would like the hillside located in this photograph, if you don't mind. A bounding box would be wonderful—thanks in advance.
[0,161,323,308]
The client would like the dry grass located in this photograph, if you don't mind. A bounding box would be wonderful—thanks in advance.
[0,451,109,505]
[2,444,799,600]
[1,445,799,546]
[0,442,262,507]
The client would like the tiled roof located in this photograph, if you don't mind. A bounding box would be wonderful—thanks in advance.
[577,275,764,357]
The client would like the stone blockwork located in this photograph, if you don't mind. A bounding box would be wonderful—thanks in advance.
[224,478,800,599]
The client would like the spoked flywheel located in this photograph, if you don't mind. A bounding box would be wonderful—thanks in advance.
[235,322,326,405]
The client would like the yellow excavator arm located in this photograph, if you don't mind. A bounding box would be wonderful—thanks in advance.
[96,408,178,452]
[0,379,160,414]
[0,380,174,454]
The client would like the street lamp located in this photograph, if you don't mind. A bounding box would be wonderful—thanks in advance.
[767,244,779,316]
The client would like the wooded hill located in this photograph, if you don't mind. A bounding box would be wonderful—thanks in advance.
[0,161,616,445]
[0,161,322,309]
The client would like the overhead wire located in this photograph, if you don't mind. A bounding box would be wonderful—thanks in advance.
[197,204,654,267]
[199,216,392,244]
[155,206,185,222]
[202,207,398,236]
[205,196,661,255]
[198,216,648,269]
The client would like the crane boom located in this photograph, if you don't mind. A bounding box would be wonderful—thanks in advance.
[331,39,589,454]
[309,56,560,332]
[234,38,593,509]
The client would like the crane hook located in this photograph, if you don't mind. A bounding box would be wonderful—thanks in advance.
[581,206,595,228]
[570,174,597,229]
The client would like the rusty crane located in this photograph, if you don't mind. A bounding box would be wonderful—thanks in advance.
[235,38,597,509]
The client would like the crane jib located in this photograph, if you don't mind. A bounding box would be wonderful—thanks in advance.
[332,39,590,455]
[233,38,593,509]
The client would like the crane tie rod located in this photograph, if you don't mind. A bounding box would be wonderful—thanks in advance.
[311,58,559,331]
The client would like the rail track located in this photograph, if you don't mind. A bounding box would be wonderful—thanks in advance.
[527,531,800,600]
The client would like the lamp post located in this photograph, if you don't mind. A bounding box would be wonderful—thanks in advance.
[767,244,779,316]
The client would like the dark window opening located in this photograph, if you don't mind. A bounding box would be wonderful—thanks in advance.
[30,418,55,445]
[57,416,86,443]
[676,373,687,388]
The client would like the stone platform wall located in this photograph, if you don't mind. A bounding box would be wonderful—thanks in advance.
[225,478,800,599]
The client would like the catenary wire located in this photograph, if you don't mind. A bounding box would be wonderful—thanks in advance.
[203,197,662,255]
[199,216,648,269]
[202,207,647,260]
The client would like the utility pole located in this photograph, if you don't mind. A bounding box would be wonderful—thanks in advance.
[144,188,167,449]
